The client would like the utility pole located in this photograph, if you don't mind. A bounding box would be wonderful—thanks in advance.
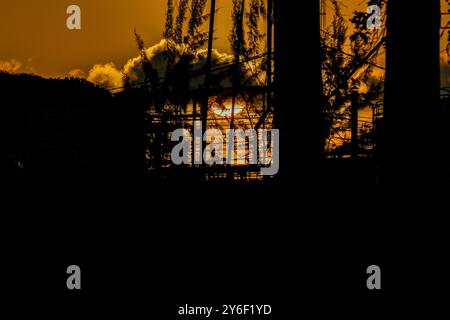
[384,0,440,188]
[351,90,359,159]
[275,1,322,184]
[267,0,273,121]
[202,0,216,137]
[230,0,246,133]
[199,0,216,178]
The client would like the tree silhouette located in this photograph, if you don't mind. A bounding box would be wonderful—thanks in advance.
[0,72,113,184]
[321,0,385,156]
[130,0,212,172]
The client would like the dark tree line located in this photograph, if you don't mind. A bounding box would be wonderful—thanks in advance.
[0,72,115,184]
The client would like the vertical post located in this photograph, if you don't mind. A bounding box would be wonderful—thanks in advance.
[192,98,197,166]
[351,90,359,159]
[199,0,216,178]
[267,0,273,99]
[264,0,273,142]
[372,103,377,151]
[230,0,245,133]
[384,0,440,187]
[202,0,216,134]
[320,0,326,32]
[275,0,322,183]
[205,0,216,74]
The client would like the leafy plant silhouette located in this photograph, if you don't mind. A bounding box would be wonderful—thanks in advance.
[321,0,386,155]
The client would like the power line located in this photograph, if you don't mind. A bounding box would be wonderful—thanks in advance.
[109,51,273,93]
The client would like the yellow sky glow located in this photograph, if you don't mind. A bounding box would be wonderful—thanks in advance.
[0,0,368,78]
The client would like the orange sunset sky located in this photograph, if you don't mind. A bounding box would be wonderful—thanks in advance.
[0,0,448,86]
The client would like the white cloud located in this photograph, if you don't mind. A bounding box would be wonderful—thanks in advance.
[86,62,124,90]
[86,39,236,91]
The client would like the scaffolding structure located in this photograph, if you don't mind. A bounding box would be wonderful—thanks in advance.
[111,1,276,182]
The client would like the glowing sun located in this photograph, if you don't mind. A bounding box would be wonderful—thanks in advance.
[211,102,244,117]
